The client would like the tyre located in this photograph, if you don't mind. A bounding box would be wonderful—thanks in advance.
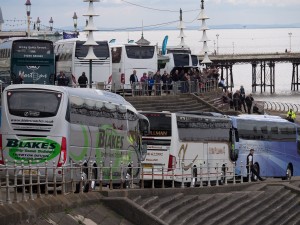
[283,164,293,180]
[75,166,97,193]
[252,163,260,181]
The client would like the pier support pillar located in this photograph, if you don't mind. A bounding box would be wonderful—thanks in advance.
[220,64,234,92]
[291,63,300,91]
[251,61,275,94]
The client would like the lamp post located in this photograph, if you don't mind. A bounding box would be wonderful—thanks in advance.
[288,32,292,52]
[25,0,31,37]
[72,12,78,33]
[36,17,40,31]
[216,34,219,55]
[49,17,53,31]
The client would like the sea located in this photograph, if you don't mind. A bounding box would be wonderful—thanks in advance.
[86,27,300,105]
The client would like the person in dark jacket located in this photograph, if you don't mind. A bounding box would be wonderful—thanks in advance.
[245,94,254,114]
[78,72,88,88]
[246,149,265,181]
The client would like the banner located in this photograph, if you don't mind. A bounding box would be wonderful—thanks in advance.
[63,32,77,39]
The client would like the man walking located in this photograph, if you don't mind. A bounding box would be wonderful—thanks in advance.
[246,149,265,181]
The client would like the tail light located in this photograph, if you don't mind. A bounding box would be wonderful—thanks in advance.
[121,73,125,84]
[167,154,176,171]
[57,137,67,167]
[0,134,4,165]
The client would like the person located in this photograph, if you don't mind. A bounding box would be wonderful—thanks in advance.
[130,70,139,95]
[286,109,296,122]
[129,70,139,84]
[56,71,70,86]
[253,103,262,114]
[232,90,241,111]
[245,93,254,114]
[218,78,226,91]
[140,72,148,95]
[78,72,88,88]
[147,73,154,96]
[246,149,265,181]
[153,71,162,95]
[239,85,247,112]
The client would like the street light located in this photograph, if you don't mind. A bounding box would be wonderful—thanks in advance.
[216,34,219,55]
[72,12,78,33]
[36,17,40,31]
[288,32,292,52]
[49,17,53,31]
[25,0,31,37]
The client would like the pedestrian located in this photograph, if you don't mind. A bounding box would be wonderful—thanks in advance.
[232,90,241,111]
[56,71,70,86]
[239,85,247,112]
[286,108,296,122]
[78,72,88,88]
[246,149,265,181]
[130,70,139,95]
[218,78,227,91]
[140,72,148,95]
[147,73,154,96]
[153,71,162,95]
[245,93,254,114]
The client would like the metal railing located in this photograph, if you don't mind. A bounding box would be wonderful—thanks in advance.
[0,160,262,205]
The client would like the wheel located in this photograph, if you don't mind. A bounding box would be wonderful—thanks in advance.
[283,164,293,180]
[75,166,97,193]
[252,163,260,181]
[190,166,197,187]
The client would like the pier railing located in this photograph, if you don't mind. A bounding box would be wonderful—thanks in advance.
[0,160,265,205]
[260,101,300,113]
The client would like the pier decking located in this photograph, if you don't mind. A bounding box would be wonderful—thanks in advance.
[198,52,300,93]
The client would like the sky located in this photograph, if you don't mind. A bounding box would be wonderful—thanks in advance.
[1,0,300,32]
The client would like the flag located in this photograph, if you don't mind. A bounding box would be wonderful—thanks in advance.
[63,32,77,39]
[162,35,168,55]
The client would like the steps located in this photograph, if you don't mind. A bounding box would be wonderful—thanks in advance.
[126,184,300,225]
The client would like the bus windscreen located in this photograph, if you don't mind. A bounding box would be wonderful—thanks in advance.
[141,113,171,136]
[7,90,62,117]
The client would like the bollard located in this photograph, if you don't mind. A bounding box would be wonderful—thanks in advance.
[99,161,103,192]
[130,161,134,189]
[181,161,184,188]
[89,161,93,191]
[29,161,33,200]
[53,161,57,196]
[216,163,219,186]
[162,165,165,189]
[151,166,154,189]
[120,161,124,190]
[13,161,18,203]
[172,167,175,188]
[240,161,244,184]
[109,161,113,190]
[45,161,49,196]
[207,163,211,187]
[233,162,236,185]
[0,174,3,205]
[141,165,144,189]
[224,163,228,185]
[5,160,11,204]
[79,161,83,194]
[200,164,203,188]
[37,163,41,198]
[21,161,26,202]
[61,164,65,195]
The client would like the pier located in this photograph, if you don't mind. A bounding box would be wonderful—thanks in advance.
[202,52,300,93]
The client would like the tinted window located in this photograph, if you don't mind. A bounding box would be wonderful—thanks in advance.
[7,90,62,117]
[75,41,109,58]
[125,46,155,59]
[111,47,122,63]
[191,55,198,66]
[141,113,171,136]
[173,54,190,67]
[177,115,231,141]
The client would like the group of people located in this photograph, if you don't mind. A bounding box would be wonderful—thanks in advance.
[56,71,88,88]
[129,66,221,96]
[222,85,259,114]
